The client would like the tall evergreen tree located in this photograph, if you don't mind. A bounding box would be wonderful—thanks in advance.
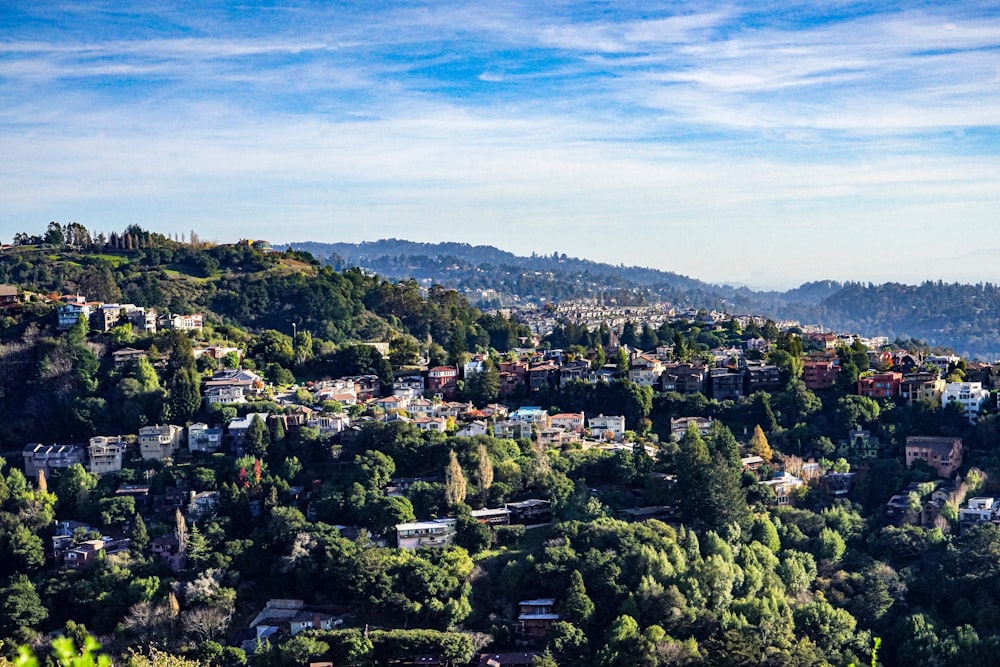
[168,367,201,424]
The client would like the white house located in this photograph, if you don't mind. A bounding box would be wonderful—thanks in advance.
[941,382,989,424]
[88,436,125,475]
[588,414,626,441]
[396,518,457,550]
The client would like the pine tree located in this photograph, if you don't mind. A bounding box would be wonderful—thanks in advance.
[559,570,595,624]
[169,367,201,424]
[245,415,270,458]
[186,523,209,565]
[130,513,149,554]
[444,450,467,507]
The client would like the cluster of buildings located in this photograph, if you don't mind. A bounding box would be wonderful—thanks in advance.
[54,294,203,334]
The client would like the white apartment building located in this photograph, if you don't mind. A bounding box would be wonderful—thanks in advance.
[941,382,989,424]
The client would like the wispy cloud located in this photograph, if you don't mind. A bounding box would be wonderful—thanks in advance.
[2,1,1000,286]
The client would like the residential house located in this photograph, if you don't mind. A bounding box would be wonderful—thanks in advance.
[307,414,351,435]
[671,416,712,440]
[510,407,550,427]
[408,398,437,417]
[959,497,1000,532]
[438,401,471,419]
[159,313,204,332]
[188,491,220,518]
[518,599,559,641]
[57,301,94,329]
[227,413,269,446]
[483,403,509,420]
[23,443,86,477]
[527,362,560,392]
[495,420,533,440]
[905,436,963,477]
[393,376,425,400]
[820,472,856,497]
[427,366,459,399]
[188,423,224,454]
[0,284,18,307]
[343,375,381,399]
[857,372,903,399]
[744,362,783,393]
[885,494,915,524]
[941,382,989,424]
[138,424,184,461]
[899,373,946,406]
[93,303,156,333]
[549,412,585,432]
[396,519,457,549]
[289,611,343,635]
[588,414,625,441]
[498,360,528,394]
[456,421,489,437]
[802,359,840,390]
[463,354,488,378]
[88,436,125,475]
[661,363,707,394]
[111,347,147,368]
[837,427,879,461]
[538,427,577,448]
[763,472,805,505]
[151,533,184,571]
[471,508,511,525]
[192,345,242,362]
[709,368,744,400]
[629,354,665,387]
[414,416,448,433]
[203,369,264,405]
[506,499,552,524]
[64,539,106,570]
[925,354,960,376]
[558,359,591,387]
[51,520,96,562]
[741,456,764,474]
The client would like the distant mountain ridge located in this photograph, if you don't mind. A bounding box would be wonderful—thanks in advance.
[288,239,1000,359]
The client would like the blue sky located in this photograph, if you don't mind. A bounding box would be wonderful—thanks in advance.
[3,1,1000,288]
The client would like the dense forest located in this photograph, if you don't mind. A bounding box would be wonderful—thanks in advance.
[3,224,1000,667]
[293,239,1000,359]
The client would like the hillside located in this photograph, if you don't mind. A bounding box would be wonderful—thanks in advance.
[290,239,1000,358]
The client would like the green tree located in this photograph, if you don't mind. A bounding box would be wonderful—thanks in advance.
[0,575,48,643]
[130,514,150,555]
[245,414,270,458]
[55,463,97,517]
[559,570,595,625]
[815,527,847,562]
[168,367,201,424]
[466,360,500,406]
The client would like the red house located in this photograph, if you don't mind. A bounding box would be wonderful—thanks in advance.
[857,372,902,399]
[426,366,459,400]
[803,360,840,390]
